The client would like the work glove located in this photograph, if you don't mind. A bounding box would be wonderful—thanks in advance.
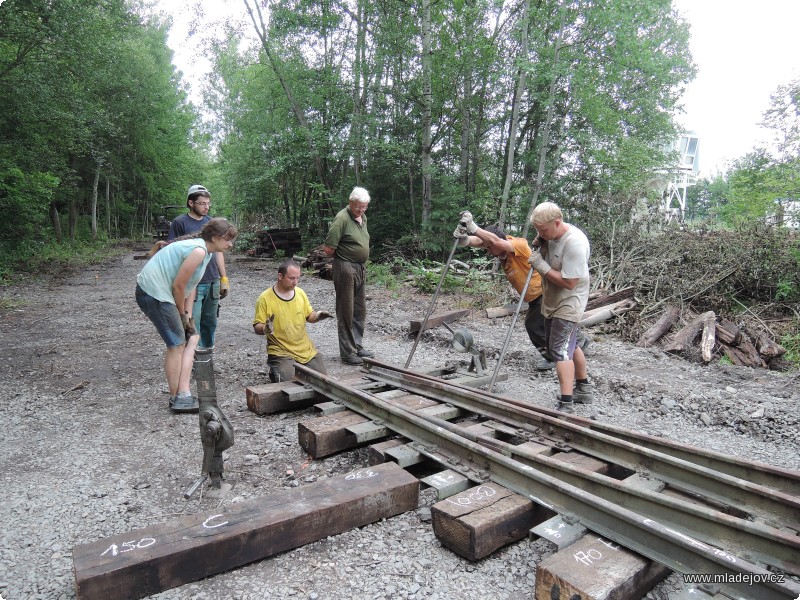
[315,310,333,321]
[264,314,275,335]
[528,249,552,276]
[219,276,230,299]
[181,313,197,338]
[531,235,543,250]
[452,224,470,246]
[459,211,478,234]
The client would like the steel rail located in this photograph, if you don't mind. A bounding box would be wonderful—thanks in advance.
[365,358,800,497]
[295,364,800,600]
[305,367,800,574]
[362,363,800,530]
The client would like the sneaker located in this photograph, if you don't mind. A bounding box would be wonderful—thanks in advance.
[168,395,176,409]
[534,355,555,371]
[558,400,575,414]
[356,348,374,358]
[341,354,364,366]
[171,393,199,413]
[573,381,594,404]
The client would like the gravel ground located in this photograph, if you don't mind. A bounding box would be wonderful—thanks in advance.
[0,248,798,600]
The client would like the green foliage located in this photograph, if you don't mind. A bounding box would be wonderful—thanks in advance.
[0,238,127,283]
[0,166,59,244]
[366,260,402,290]
[0,0,205,260]
[780,332,800,369]
[234,231,258,254]
[208,0,694,245]
[408,261,462,294]
[0,296,27,310]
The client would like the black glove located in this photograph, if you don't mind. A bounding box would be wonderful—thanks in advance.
[181,313,197,339]
[265,314,275,335]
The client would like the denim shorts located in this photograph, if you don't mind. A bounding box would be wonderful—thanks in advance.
[545,317,579,362]
[136,285,185,348]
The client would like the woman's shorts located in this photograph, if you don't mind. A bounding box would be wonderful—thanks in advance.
[136,285,185,348]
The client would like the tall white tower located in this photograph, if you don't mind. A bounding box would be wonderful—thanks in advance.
[661,131,700,222]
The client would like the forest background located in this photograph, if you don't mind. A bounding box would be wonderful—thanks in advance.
[1,0,798,360]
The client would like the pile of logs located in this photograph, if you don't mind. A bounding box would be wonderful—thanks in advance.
[637,306,787,369]
[300,245,333,280]
[486,286,638,329]
[253,228,303,258]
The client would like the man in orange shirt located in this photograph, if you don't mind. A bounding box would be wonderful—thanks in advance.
[454,216,553,370]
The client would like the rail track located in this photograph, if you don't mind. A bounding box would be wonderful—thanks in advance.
[294,360,800,600]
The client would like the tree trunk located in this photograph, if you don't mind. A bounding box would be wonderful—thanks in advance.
[521,5,566,239]
[49,201,62,244]
[350,0,369,185]
[700,312,716,363]
[243,0,331,203]
[637,305,680,347]
[664,311,715,354]
[458,0,475,207]
[68,196,77,242]
[752,330,786,359]
[715,318,741,345]
[91,163,100,240]
[578,299,636,328]
[105,175,111,237]
[721,337,767,368]
[584,286,636,312]
[408,164,416,229]
[420,0,432,227]
[499,0,529,228]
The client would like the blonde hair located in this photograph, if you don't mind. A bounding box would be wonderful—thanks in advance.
[531,202,563,226]
[349,186,371,204]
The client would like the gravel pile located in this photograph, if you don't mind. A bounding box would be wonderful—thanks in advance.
[0,249,797,600]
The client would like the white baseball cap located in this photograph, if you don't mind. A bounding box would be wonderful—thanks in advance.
[187,184,209,197]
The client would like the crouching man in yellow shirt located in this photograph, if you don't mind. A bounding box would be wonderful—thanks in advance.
[253,260,331,382]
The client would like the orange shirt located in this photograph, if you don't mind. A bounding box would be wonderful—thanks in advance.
[500,236,543,302]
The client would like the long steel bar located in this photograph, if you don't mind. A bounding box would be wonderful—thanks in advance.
[405,238,460,368]
[331,369,800,574]
[488,266,533,392]
[295,364,800,600]
[366,358,800,497]
[363,363,800,529]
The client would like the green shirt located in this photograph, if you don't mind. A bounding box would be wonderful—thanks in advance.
[325,207,370,262]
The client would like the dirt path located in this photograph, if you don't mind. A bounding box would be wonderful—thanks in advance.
[0,248,797,599]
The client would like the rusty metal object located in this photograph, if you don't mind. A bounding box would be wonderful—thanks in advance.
[184,348,234,499]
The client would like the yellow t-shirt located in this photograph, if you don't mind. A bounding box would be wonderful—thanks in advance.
[501,236,543,302]
[253,287,317,363]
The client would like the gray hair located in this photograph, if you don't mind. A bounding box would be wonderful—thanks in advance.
[349,186,371,204]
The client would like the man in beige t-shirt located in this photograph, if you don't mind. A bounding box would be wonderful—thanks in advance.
[528,202,593,413]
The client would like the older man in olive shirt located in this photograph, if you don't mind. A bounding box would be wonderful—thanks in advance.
[324,186,373,365]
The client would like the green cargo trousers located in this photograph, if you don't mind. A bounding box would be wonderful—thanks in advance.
[332,257,366,359]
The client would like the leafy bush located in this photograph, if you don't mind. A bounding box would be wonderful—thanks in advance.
[367,260,402,290]
[780,333,800,369]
